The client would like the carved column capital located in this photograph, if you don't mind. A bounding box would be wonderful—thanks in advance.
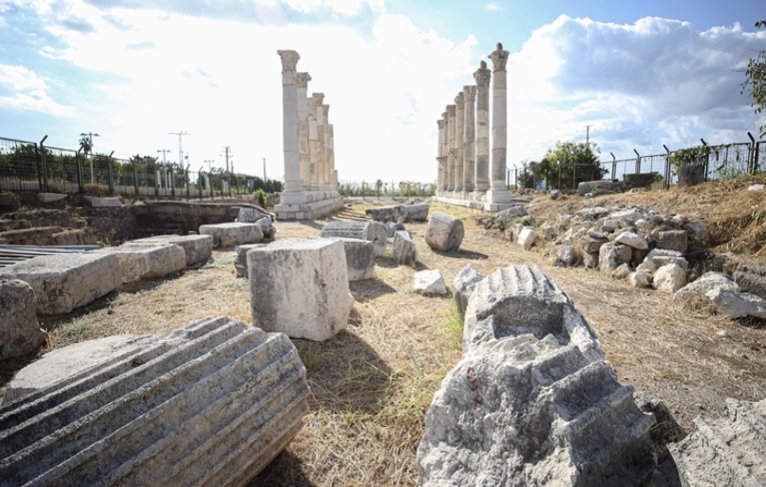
[474,60,491,86]
[277,50,300,72]
[296,72,311,88]
[488,42,509,72]
[463,85,477,101]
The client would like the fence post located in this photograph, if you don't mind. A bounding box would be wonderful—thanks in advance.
[610,152,616,181]
[132,160,139,196]
[38,135,49,192]
[572,163,577,191]
[700,138,709,181]
[170,166,176,198]
[209,173,214,199]
[185,167,190,199]
[747,132,756,174]
[633,148,640,174]
[107,151,115,195]
[76,148,85,193]
[662,144,671,190]
[755,141,761,174]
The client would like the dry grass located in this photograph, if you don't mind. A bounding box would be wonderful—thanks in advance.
[4,185,766,486]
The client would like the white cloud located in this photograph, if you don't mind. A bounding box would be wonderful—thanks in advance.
[484,3,502,11]
[282,0,384,16]
[0,64,73,116]
[504,15,765,166]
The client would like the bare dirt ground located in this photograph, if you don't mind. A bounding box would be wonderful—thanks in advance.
[3,179,766,486]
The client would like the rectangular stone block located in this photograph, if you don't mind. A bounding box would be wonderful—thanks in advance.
[199,222,263,249]
[319,220,387,256]
[235,243,267,278]
[0,253,121,315]
[323,237,376,281]
[248,238,354,341]
[0,316,309,487]
[131,234,213,267]
[95,242,187,284]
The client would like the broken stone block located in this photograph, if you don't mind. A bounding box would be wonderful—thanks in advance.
[578,206,609,220]
[599,242,632,272]
[418,266,656,487]
[248,239,354,341]
[557,243,576,267]
[577,179,623,195]
[652,263,687,293]
[36,192,67,204]
[706,288,766,320]
[393,230,417,266]
[615,231,649,250]
[539,221,557,240]
[255,216,277,241]
[583,251,599,269]
[581,235,607,254]
[398,203,430,222]
[383,221,404,238]
[612,263,632,279]
[95,242,186,285]
[365,205,400,222]
[0,253,121,315]
[733,264,766,300]
[324,237,376,281]
[495,204,527,220]
[237,206,271,223]
[655,229,688,253]
[516,226,537,249]
[0,279,47,360]
[234,243,267,278]
[425,211,464,252]
[413,270,448,296]
[90,197,122,207]
[319,220,387,256]
[669,397,766,486]
[131,234,213,267]
[0,316,309,486]
[199,222,263,249]
[673,272,740,307]
[453,265,485,317]
[629,270,653,288]
[644,248,688,271]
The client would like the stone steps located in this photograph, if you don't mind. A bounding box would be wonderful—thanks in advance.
[670,397,766,486]
[0,317,309,487]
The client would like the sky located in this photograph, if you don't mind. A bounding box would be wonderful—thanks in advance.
[0,0,764,184]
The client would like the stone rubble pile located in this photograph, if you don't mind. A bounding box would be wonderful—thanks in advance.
[0,316,309,486]
[418,265,657,486]
[673,271,766,320]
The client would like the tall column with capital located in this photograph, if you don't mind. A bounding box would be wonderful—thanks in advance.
[462,85,476,193]
[277,50,302,195]
[453,91,464,192]
[436,117,446,193]
[487,42,513,205]
[312,93,327,192]
[328,124,338,191]
[322,104,332,191]
[446,104,456,192]
[296,72,312,191]
[473,61,491,192]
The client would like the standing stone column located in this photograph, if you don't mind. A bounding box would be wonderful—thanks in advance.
[328,124,338,191]
[462,85,476,193]
[446,105,456,192]
[307,94,319,191]
[473,61,491,193]
[436,117,447,193]
[296,72,312,191]
[277,50,302,196]
[487,43,512,205]
[454,92,465,193]
[322,104,332,191]
[312,93,326,192]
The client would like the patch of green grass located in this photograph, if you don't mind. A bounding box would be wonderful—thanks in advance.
[442,299,464,345]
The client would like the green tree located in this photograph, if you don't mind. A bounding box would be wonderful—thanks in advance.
[741,20,766,136]
[541,141,604,189]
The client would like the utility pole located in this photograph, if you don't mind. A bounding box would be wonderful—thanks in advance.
[169,131,190,170]
[223,146,231,173]
[262,157,267,181]
[156,148,171,164]
[586,125,590,146]
[79,131,99,183]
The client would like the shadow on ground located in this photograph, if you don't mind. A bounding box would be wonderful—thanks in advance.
[349,278,397,301]
[249,450,316,487]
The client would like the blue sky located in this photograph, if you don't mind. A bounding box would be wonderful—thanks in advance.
[0,0,764,183]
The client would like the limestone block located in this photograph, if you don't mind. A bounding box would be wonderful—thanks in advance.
[393,231,417,266]
[419,266,655,487]
[629,270,653,288]
[319,221,387,256]
[655,229,688,253]
[577,179,623,195]
[413,270,448,296]
[540,221,557,240]
[234,244,267,278]
[199,222,264,249]
[398,204,430,222]
[96,243,186,285]
[365,206,399,222]
[705,288,766,319]
[91,197,123,207]
[611,263,632,279]
[384,221,404,238]
[237,206,271,223]
[652,263,687,293]
[748,184,766,191]
[131,234,213,267]
[495,204,527,221]
[583,251,599,269]
[581,235,607,254]
[610,208,643,225]
[0,253,121,315]
[516,226,537,249]
[673,272,740,306]
[669,397,766,486]
[324,237,375,281]
[601,218,621,233]
[615,231,648,250]
[255,216,277,241]
[557,243,576,267]
[453,265,485,317]
[598,242,632,272]
[0,279,47,360]
[734,268,766,300]
[578,206,609,220]
[248,239,354,341]
[0,316,309,486]
[36,192,67,204]
[425,211,464,252]
[462,266,601,358]
[644,248,688,270]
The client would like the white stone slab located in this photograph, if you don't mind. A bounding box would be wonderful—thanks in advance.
[199,222,264,249]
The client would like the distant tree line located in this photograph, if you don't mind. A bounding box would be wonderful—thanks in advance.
[338,179,435,197]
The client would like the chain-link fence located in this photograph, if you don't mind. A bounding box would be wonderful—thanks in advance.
[0,135,281,199]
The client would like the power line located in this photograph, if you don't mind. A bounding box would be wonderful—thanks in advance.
[169,131,190,168]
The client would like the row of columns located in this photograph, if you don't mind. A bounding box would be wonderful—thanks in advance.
[436,43,512,207]
[278,49,339,198]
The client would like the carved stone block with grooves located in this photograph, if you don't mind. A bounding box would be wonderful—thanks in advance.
[0,316,309,487]
[319,220,387,256]
[425,211,464,251]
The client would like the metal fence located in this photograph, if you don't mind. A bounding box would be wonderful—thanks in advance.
[509,134,764,191]
[0,135,279,199]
